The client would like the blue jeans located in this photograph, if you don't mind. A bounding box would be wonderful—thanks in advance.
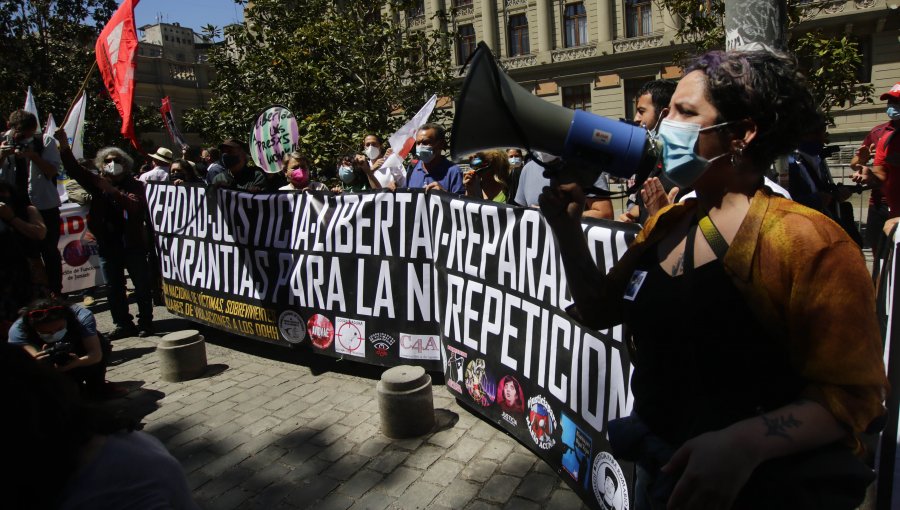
[98,243,153,328]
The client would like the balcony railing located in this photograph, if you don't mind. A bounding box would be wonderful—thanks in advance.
[613,33,663,53]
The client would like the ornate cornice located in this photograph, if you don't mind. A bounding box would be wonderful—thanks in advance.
[551,45,597,62]
[613,34,663,53]
[501,54,536,69]
[798,0,847,21]
[505,0,527,7]
[407,15,426,28]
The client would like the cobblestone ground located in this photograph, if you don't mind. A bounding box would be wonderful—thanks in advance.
[93,297,591,510]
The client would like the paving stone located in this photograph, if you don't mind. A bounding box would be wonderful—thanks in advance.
[532,459,559,476]
[478,474,520,503]
[347,491,394,510]
[167,423,212,448]
[395,480,442,509]
[468,420,498,440]
[432,479,480,508]
[515,472,556,502]
[240,462,293,492]
[194,466,255,502]
[480,438,514,462]
[547,488,590,509]
[465,501,502,510]
[201,446,253,478]
[322,453,370,481]
[207,486,254,510]
[446,437,485,463]
[503,497,541,510]
[310,423,352,446]
[311,492,353,510]
[377,466,422,497]
[426,426,465,448]
[283,476,340,506]
[355,437,391,458]
[366,450,409,473]
[402,445,443,469]
[461,459,498,483]
[499,452,536,477]
[316,439,354,462]
[336,469,383,498]
[421,459,464,486]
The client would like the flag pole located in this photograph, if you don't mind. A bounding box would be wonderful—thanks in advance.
[62,60,98,126]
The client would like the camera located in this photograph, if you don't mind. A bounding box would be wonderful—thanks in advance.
[42,342,74,366]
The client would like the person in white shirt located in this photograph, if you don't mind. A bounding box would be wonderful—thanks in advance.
[363,133,404,189]
[138,147,174,184]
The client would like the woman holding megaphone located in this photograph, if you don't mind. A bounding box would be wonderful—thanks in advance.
[541,48,887,510]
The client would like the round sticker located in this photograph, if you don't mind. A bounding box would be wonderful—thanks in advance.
[62,240,91,267]
[525,395,557,450]
[369,333,395,357]
[496,375,525,414]
[591,452,628,510]
[307,314,334,349]
[277,310,306,344]
[464,358,496,407]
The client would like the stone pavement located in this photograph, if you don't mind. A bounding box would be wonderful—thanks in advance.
[93,299,591,510]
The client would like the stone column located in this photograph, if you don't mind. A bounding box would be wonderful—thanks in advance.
[481,0,497,53]
[431,0,446,32]
[536,0,552,59]
[596,0,612,43]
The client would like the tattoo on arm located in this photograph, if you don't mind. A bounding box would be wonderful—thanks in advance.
[761,413,802,440]
[670,252,685,276]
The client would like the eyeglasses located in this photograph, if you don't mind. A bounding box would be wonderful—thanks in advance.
[104,157,122,163]
[364,142,380,147]
[27,306,65,321]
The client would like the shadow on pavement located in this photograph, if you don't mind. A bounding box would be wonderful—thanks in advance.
[108,346,156,366]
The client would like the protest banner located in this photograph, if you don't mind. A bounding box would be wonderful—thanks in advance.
[146,183,639,508]
[877,227,900,510]
[248,105,299,174]
[58,203,105,293]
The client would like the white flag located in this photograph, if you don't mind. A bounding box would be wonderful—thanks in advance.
[44,114,57,139]
[63,93,87,160]
[45,113,68,202]
[382,95,438,173]
[24,86,41,128]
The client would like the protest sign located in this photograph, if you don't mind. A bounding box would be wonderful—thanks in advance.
[58,203,105,293]
[146,183,639,508]
[248,105,299,174]
[877,227,900,510]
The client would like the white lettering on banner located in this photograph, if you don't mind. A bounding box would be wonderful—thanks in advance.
[409,194,432,259]
[372,260,395,319]
[394,192,412,258]
[408,262,432,322]
[354,194,374,255]
[463,202,481,277]
[374,193,394,257]
[462,280,483,352]
[478,207,502,280]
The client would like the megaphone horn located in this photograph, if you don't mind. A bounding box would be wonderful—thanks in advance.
[451,42,653,180]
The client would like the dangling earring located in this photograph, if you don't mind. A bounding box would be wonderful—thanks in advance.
[731,144,745,167]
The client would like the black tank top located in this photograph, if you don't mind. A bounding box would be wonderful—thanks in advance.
[622,238,803,446]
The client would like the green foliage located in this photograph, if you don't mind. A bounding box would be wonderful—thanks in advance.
[0,0,158,157]
[183,0,457,171]
[658,0,873,120]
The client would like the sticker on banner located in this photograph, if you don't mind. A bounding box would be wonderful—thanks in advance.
[497,375,525,427]
[368,333,395,357]
[561,413,592,489]
[446,345,467,394]
[399,333,440,360]
[526,395,557,450]
[335,317,366,357]
[307,314,334,349]
[592,451,628,510]
[623,270,647,301]
[277,310,306,344]
[465,359,496,407]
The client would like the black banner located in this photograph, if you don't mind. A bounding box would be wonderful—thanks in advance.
[146,183,640,509]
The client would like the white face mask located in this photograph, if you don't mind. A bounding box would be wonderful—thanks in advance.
[104,161,125,176]
[364,145,381,161]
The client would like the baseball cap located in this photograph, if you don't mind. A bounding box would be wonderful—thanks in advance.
[880,82,900,101]
[219,138,249,153]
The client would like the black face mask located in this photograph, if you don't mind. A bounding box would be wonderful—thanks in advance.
[170,173,186,181]
[222,154,240,169]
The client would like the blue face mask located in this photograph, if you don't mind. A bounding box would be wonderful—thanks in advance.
[39,327,67,344]
[338,165,355,183]
[656,118,733,188]
[417,144,434,164]
[887,105,900,120]
[508,157,522,167]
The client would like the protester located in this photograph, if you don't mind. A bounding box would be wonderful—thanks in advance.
[66,158,97,206]
[54,129,156,339]
[139,147,174,183]
[0,109,63,296]
[169,159,203,185]
[7,297,124,399]
[334,153,379,193]
[2,344,198,510]
[512,155,551,208]
[463,150,510,203]
[506,148,524,202]
[620,79,677,224]
[202,147,226,185]
[406,123,464,193]
[0,181,45,335]
[541,48,887,510]
[279,151,329,192]
[853,82,900,251]
[364,133,405,188]
[211,138,265,192]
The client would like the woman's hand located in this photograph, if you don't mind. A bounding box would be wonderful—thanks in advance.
[53,128,70,150]
[538,180,586,231]
[463,170,481,198]
[424,181,445,192]
[640,177,679,218]
[662,428,762,510]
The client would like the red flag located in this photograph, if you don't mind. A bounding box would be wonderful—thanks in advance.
[95,0,140,149]
[160,97,188,149]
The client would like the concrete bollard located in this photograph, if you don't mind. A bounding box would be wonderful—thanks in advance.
[377,365,435,438]
[157,330,208,382]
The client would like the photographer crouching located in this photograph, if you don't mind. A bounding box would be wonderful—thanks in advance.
[7,298,126,399]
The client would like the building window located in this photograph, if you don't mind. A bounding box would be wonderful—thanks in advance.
[452,0,473,6]
[457,24,476,64]
[408,0,425,18]
[562,84,591,112]
[508,15,530,57]
[626,0,653,38]
[564,3,588,48]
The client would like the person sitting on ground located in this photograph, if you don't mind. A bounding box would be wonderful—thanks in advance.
[7,297,124,399]
[463,150,511,203]
[168,159,203,185]
[279,152,329,192]
[2,344,198,510]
